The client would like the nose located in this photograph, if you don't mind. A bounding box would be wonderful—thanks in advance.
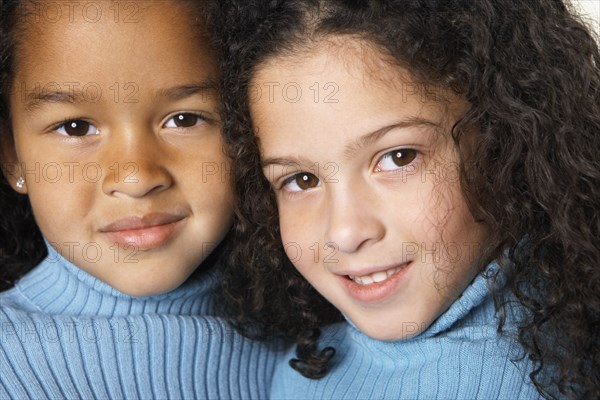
[324,184,385,254]
[101,128,173,198]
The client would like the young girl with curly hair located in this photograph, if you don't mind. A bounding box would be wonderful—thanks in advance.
[215,0,600,398]
[0,0,281,397]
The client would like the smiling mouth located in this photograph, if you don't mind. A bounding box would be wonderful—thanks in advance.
[347,263,410,285]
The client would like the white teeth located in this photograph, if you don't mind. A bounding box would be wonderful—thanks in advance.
[372,272,388,283]
[348,266,403,285]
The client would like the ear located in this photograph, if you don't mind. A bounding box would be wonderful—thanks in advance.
[0,132,26,194]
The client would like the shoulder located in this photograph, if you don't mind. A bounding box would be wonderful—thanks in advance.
[0,286,37,312]
[0,312,285,399]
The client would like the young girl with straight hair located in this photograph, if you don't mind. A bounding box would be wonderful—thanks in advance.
[215,0,600,398]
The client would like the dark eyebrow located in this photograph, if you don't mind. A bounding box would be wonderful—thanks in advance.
[262,155,314,169]
[23,81,219,113]
[155,82,218,101]
[343,118,440,160]
[24,89,86,113]
[262,118,441,169]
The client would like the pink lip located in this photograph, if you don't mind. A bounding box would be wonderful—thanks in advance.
[100,213,186,250]
[338,261,413,303]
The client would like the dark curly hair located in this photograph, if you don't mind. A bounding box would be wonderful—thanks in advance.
[213,0,600,398]
[0,0,229,292]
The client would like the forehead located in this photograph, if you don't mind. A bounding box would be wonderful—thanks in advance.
[12,0,215,86]
[250,38,465,153]
[254,38,411,96]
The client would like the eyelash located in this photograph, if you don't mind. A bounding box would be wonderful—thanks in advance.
[52,118,99,137]
[280,172,321,194]
[50,112,209,137]
[278,148,420,195]
[162,112,208,129]
[373,148,419,174]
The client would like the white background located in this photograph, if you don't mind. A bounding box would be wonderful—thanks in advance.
[572,0,600,34]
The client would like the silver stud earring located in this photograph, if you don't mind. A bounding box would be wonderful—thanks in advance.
[15,177,25,189]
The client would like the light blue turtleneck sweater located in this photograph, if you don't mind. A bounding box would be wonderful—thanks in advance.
[0,244,283,399]
[271,268,543,399]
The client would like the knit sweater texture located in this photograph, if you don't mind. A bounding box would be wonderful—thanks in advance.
[271,267,543,399]
[0,244,282,399]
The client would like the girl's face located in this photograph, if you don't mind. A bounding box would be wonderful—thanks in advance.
[4,0,232,296]
[251,40,488,340]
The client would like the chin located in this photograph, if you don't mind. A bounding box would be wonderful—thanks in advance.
[355,319,429,342]
[113,275,186,297]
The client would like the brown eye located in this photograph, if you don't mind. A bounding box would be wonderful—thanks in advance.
[376,149,418,171]
[56,120,97,136]
[166,113,202,128]
[283,173,320,192]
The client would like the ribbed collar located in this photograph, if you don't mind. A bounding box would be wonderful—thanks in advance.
[14,242,218,317]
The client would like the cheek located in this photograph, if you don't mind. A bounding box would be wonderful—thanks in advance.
[410,166,485,265]
[181,153,233,230]
[427,189,486,282]
[438,183,482,242]
[180,139,232,193]
[278,209,309,266]
[187,172,233,228]
[27,182,90,242]
[279,214,295,256]
[415,170,467,231]
[207,186,234,228]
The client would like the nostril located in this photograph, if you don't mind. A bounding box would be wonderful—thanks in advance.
[102,161,173,198]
